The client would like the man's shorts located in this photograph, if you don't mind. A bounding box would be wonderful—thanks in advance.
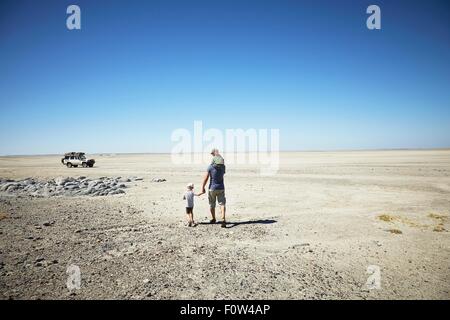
[208,189,226,208]
[186,207,193,214]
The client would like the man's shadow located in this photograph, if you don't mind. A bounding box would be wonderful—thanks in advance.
[199,219,277,228]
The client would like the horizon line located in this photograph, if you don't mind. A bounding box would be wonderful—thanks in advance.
[1,147,450,157]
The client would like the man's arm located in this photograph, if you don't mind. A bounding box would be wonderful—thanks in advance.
[200,171,210,194]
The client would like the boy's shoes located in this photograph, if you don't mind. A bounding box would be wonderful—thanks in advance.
[188,222,192,227]
[209,218,216,224]
[221,220,226,228]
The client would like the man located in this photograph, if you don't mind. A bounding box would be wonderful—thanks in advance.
[201,148,226,228]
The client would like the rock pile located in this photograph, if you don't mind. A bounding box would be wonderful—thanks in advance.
[0,176,142,197]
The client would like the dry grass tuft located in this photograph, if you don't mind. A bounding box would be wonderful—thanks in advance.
[378,214,394,222]
[428,213,447,221]
[433,225,446,232]
[387,229,403,234]
[429,214,447,232]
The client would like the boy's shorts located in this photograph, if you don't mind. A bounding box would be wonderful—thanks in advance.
[208,190,226,208]
[186,207,193,214]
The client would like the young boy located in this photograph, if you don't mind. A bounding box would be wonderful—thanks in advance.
[183,183,199,227]
[210,149,225,168]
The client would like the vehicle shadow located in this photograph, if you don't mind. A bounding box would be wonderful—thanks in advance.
[198,219,277,228]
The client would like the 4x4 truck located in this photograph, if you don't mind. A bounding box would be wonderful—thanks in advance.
[61,152,95,168]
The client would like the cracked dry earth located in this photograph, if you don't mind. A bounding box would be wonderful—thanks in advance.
[0,151,449,299]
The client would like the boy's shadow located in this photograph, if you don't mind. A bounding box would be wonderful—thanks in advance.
[198,219,277,228]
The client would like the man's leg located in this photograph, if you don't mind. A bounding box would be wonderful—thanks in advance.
[220,205,226,221]
[208,191,216,223]
[210,207,216,221]
[218,190,227,227]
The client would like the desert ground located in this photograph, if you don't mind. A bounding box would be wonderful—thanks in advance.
[0,150,449,300]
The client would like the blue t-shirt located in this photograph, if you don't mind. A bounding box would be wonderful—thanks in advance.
[208,164,225,190]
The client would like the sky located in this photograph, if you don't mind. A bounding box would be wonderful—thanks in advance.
[0,0,449,155]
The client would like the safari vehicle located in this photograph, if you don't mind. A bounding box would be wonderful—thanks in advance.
[61,152,95,168]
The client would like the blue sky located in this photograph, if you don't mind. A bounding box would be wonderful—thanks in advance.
[0,0,449,155]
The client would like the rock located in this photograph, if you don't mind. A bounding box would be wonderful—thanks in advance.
[289,243,310,249]
[0,176,129,198]
[43,221,55,227]
[54,177,67,186]
[151,178,166,182]
[109,189,125,195]
[4,183,18,191]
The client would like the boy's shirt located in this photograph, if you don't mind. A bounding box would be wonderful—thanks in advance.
[183,190,195,208]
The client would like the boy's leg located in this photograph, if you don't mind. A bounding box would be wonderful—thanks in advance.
[186,208,193,226]
[191,210,197,226]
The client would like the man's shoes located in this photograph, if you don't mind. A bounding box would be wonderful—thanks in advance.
[210,218,216,224]
[221,220,226,228]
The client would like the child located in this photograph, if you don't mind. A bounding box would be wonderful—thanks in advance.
[183,183,200,227]
[210,149,225,168]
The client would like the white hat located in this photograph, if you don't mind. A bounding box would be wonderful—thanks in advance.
[186,183,194,189]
